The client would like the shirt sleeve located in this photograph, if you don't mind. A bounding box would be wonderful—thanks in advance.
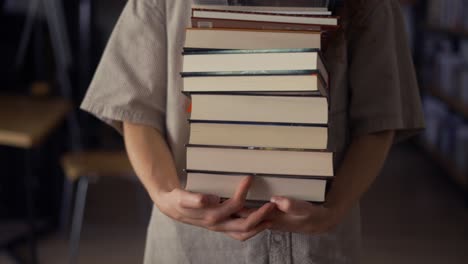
[348,0,425,142]
[80,0,167,135]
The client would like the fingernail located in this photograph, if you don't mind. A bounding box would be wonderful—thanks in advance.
[270,196,280,203]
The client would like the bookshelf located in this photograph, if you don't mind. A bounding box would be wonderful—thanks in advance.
[425,87,468,119]
[418,87,468,194]
[427,25,468,39]
[418,141,468,191]
[417,0,468,197]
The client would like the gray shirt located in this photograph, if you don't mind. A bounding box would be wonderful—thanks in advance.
[81,0,424,263]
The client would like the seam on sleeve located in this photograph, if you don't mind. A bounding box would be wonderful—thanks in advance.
[352,116,403,137]
[136,0,166,25]
[352,115,424,142]
[80,102,166,136]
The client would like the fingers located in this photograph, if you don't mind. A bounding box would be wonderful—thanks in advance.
[211,202,275,232]
[170,177,266,234]
[232,176,253,201]
[225,221,272,242]
[202,176,253,224]
[171,189,220,220]
[240,202,275,230]
[270,196,312,215]
[180,176,251,209]
[234,207,257,218]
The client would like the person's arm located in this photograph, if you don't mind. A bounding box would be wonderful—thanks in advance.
[325,130,394,220]
[255,130,394,234]
[123,122,180,202]
[123,122,275,241]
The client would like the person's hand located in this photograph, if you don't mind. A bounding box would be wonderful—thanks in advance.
[267,196,341,234]
[238,196,342,235]
[153,176,276,241]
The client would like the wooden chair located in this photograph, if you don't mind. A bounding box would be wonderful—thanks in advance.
[61,151,135,264]
[0,95,71,264]
[0,95,71,148]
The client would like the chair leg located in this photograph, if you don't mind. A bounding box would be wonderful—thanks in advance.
[60,178,74,234]
[68,177,89,264]
[24,149,37,264]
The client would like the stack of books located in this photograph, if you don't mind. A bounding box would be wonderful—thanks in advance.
[181,4,339,203]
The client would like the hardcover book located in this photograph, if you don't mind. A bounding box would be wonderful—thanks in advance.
[182,70,327,96]
[189,93,329,125]
[191,5,331,15]
[184,28,322,50]
[191,17,338,32]
[192,8,339,26]
[189,121,328,149]
[185,171,328,202]
[182,48,329,86]
[186,145,334,177]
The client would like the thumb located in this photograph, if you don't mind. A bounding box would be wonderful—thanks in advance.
[177,188,220,209]
[270,196,311,215]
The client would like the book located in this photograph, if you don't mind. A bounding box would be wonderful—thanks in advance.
[191,16,337,32]
[185,171,328,202]
[190,94,328,125]
[182,48,329,86]
[182,70,327,96]
[191,5,331,15]
[192,9,339,26]
[184,28,322,50]
[186,145,334,177]
[189,121,328,150]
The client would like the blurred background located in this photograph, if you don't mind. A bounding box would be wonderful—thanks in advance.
[0,0,467,263]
